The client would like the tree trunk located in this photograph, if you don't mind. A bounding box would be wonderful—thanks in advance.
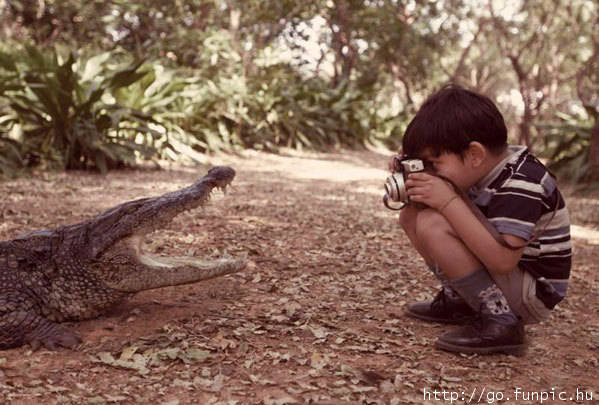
[519,104,533,149]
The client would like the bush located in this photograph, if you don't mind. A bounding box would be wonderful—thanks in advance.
[538,112,593,183]
[1,40,402,176]
[0,45,173,173]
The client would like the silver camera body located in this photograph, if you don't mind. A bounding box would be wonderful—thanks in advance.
[383,158,425,210]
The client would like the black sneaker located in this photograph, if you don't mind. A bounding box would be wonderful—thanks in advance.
[435,316,526,356]
[406,290,476,325]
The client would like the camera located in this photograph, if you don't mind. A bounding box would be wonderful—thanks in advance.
[383,156,426,210]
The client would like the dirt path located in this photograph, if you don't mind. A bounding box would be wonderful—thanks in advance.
[1,150,598,404]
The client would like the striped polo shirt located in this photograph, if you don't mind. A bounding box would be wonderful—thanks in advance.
[468,145,572,308]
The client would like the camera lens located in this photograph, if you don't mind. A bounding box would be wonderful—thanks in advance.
[385,173,408,203]
[383,172,409,210]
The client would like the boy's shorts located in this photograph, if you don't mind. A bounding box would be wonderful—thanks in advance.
[491,267,550,324]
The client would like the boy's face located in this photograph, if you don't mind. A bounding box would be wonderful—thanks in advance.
[419,149,479,190]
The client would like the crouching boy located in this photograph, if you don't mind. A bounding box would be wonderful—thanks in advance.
[396,85,572,355]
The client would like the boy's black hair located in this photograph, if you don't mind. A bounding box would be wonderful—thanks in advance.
[402,84,508,158]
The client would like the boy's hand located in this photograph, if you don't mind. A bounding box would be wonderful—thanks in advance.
[405,172,457,211]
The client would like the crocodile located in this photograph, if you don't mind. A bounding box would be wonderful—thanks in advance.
[0,166,246,350]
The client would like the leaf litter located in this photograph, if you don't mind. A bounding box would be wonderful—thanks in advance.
[0,149,598,403]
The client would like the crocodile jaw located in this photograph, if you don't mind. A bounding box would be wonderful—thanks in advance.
[96,230,246,293]
[85,166,238,259]
[84,166,246,292]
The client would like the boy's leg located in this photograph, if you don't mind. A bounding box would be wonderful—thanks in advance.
[400,207,475,324]
[410,208,526,355]
[406,262,477,324]
[491,268,550,324]
[398,205,433,263]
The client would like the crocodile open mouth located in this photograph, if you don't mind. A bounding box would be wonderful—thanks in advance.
[101,234,246,293]
[134,235,239,269]
[84,166,247,292]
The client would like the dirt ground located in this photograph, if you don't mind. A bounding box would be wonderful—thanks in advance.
[1,149,598,405]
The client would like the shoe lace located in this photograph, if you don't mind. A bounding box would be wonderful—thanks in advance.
[430,289,447,310]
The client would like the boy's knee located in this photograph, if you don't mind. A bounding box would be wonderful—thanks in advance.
[415,208,452,241]
[398,209,413,231]
[399,205,426,236]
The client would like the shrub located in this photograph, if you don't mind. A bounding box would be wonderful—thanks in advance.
[0,45,170,173]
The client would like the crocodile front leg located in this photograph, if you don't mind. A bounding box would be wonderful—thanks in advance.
[0,291,81,350]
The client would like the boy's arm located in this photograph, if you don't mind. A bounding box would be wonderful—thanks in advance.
[437,196,526,274]
[406,173,526,274]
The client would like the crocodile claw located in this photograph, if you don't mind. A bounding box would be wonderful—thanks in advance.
[29,325,82,351]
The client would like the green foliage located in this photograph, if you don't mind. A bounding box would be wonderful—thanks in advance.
[148,28,396,154]
[111,62,208,161]
[539,113,593,183]
[241,74,384,151]
[179,64,392,153]
[1,40,397,174]
[1,0,595,178]
[0,45,172,173]
[0,135,24,178]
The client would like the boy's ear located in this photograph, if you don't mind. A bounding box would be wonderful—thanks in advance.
[467,141,487,167]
